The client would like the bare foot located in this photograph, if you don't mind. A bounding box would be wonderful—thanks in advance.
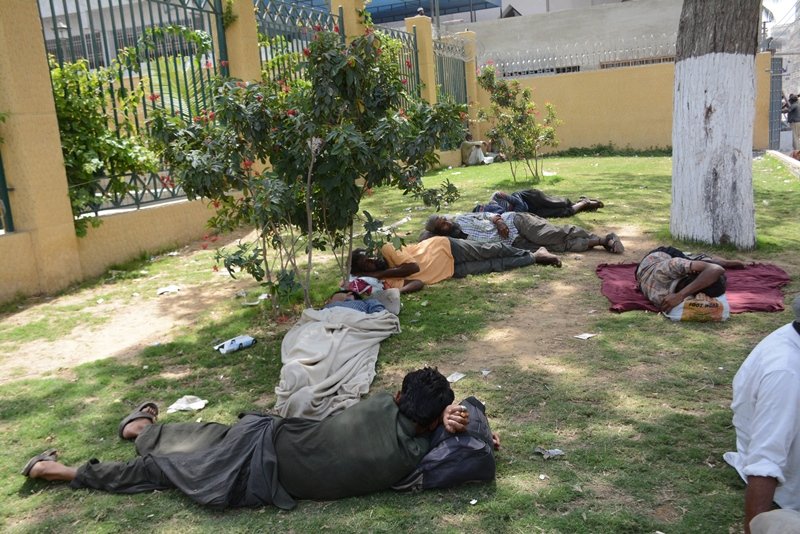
[533,247,562,268]
[28,458,57,479]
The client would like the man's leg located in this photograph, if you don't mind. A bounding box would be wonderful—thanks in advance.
[511,213,594,252]
[25,452,173,494]
[135,421,233,456]
[448,238,536,277]
[512,213,623,253]
[515,189,574,218]
[792,122,800,150]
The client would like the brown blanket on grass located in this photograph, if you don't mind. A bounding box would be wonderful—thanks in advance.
[596,262,790,313]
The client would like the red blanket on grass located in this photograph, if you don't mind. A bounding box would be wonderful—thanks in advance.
[596,263,790,313]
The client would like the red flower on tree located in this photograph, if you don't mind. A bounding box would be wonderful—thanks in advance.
[333,25,339,33]
[313,24,322,31]
[220,60,229,68]
[286,109,297,117]
[303,47,311,57]
[242,159,254,170]
[204,60,213,69]
[148,93,160,102]
[405,59,413,69]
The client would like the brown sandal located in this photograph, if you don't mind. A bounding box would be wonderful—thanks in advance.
[21,448,58,476]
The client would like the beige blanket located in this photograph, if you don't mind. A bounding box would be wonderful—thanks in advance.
[274,306,401,420]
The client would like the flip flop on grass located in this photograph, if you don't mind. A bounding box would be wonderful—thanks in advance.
[21,448,58,477]
[118,402,159,440]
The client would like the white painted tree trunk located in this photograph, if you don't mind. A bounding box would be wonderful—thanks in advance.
[671,53,756,249]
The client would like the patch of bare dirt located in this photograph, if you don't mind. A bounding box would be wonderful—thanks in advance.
[438,224,658,376]
[0,232,259,384]
[2,221,795,387]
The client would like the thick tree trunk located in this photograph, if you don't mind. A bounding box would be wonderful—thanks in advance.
[670,0,760,249]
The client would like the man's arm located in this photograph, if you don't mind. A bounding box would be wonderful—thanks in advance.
[744,476,778,534]
[660,261,725,312]
[400,280,425,294]
[356,262,420,280]
[705,257,747,269]
[490,215,510,239]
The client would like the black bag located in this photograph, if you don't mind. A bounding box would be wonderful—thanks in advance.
[392,396,496,491]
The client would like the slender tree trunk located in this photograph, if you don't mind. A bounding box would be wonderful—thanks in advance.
[671,0,760,249]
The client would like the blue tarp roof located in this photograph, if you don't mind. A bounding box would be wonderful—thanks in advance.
[298,0,501,24]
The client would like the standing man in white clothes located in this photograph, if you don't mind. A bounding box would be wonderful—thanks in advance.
[724,295,800,533]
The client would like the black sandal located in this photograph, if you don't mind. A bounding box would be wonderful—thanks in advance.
[117,402,159,440]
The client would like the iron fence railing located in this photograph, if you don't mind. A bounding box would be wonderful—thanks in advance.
[254,0,343,84]
[486,33,677,79]
[0,152,13,233]
[37,0,227,213]
[433,37,467,105]
[376,25,420,99]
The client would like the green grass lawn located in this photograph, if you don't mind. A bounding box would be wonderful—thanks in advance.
[2,154,798,533]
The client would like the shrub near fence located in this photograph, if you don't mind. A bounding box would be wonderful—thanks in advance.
[38,0,225,219]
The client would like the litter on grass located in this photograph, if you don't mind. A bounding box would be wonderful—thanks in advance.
[534,446,565,459]
[573,333,597,340]
[214,335,257,354]
[156,285,181,295]
[447,372,466,383]
[167,395,208,413]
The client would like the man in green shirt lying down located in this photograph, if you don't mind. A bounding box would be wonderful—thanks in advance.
[22,367,470,509]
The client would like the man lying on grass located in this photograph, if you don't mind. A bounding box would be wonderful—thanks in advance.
[635,246,745,321]
[473,188,604,219]
[724,296,800,534]
[422,213,625,255]
[22,368,470,509]
[350,236,561,294]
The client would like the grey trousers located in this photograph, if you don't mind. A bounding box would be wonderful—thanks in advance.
[512,212,597,252]
[448,237,535,278]
[71,421,232,494]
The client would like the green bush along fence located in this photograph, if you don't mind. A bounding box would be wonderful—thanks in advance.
[38,0,227,213]
[376,25,421,100]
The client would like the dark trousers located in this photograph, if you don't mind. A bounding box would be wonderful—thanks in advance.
[448,238,535,278]
[71,422,232,494]
[516,189,575,218]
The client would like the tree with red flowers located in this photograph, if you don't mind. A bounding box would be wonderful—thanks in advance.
[151,26,463,312]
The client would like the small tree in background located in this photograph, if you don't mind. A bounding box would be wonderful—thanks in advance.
[151,27,463,313]
[477,65,560,182]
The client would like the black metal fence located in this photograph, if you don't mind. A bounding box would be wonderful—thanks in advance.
[254,0,344,84]
[434,37,467,105]
[37,0,228,213]
[376,25,420,99]
[0,152,13,233]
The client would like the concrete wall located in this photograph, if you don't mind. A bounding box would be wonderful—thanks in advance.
[0,0,217,304]
[474,52,772,151]
[466,0,683,64]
